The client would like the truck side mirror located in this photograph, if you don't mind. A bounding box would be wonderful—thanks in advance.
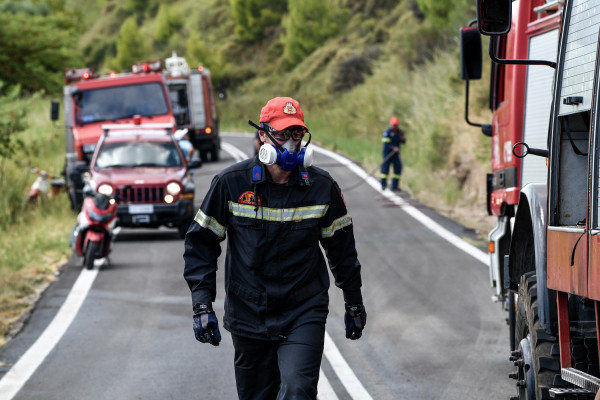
[50,101,60,121]
[477,0,511,36]
[460,27,482,80]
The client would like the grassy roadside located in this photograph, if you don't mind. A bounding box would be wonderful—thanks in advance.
[0,96,76,348]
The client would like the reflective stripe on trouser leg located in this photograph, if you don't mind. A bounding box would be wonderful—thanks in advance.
[391,173,400,190]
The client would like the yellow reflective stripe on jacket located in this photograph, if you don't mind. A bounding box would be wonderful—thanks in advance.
[228,202,329,221]
[194,209,227,238]
[321,214,352,238]
[382,137,391,143]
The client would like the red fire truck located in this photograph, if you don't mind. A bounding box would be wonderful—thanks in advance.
[461,0,562,348]
[163,52,220,162]
[54,61,176,210]
[477,0,600,398]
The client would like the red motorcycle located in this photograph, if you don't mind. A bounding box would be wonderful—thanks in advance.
[70,187,118,270]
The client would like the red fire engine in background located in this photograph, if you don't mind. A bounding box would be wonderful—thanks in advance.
[163,52,220,162]
[461,0,562,349]
[53,61,176,210]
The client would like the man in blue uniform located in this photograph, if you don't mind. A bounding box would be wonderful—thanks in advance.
[380,116,406,191]
[183,97,366,400]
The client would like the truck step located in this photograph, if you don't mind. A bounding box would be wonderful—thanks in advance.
[561,367,600,393]
[549,388,595,399]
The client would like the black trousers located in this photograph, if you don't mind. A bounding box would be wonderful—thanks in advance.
[231,322,325,400]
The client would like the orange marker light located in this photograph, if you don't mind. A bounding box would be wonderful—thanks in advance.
[488,241,495,254]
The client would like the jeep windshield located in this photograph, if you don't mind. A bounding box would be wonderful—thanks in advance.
[94,141,183,169]
[78,83,169,124]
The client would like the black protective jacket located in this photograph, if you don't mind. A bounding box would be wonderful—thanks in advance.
[183,157,363,340]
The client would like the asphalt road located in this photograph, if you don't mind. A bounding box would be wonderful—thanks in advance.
[0,133,515,399]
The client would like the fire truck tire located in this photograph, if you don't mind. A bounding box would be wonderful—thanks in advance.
[514,272,561,400]
[200,149,208,162]
[210,146,219,162]
[84,241,99,270]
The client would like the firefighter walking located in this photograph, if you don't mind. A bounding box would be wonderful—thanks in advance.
[380,116,406,191]
[183,97,366,400]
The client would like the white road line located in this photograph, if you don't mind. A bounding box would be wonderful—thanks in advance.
[0,269,99,400]
[311,146,490,266]
[318,368,339,400]
[221,141,248,162]
[323,331,373,400]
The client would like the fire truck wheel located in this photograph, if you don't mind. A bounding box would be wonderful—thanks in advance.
[513,272,561,400]
[210,146,219,161]
[200,149,208,162]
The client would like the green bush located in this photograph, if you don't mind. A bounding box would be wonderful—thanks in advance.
[110,16,151,70]
[281,0,348,66]
[0,11,81,94]
[154,3,183,44]
[229,0,286,42]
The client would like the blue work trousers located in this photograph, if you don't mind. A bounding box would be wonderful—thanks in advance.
[380,153,402,190]
[231,322,325,400]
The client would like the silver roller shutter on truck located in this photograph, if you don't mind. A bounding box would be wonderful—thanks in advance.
[188,72,207,130]
[521,28,559,187]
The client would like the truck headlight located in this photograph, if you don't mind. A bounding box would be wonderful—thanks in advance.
[166,182,181,195]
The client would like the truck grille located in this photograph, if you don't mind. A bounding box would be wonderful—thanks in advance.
[117,186,165,204]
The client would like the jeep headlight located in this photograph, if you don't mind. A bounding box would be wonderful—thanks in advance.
[98,183,114,196]
[166,182,181,195]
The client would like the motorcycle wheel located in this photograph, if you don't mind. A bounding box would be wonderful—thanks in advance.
[84,241,100,270]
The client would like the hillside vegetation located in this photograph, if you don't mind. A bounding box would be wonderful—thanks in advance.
[0,0,494,346]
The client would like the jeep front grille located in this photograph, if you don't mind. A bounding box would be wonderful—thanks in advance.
[117,186,165,203]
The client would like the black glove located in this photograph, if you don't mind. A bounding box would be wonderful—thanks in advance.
[192,303,221,346]
[344,304,367,340]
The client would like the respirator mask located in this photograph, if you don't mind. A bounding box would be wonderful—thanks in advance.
[249,120,314,171]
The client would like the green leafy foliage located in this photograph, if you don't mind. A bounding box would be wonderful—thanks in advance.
[0,0,50,15]
[229,0,287,42]
[416,0,474,33]
[0,11,81,94]
[154,3,183,44]
[110,16,151,70]
[0,84,26,160]
[281,0,348,67]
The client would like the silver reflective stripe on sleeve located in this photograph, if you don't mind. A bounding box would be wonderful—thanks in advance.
[321,214,352,238]
[194,209,227,238]
[228,202,328,222]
